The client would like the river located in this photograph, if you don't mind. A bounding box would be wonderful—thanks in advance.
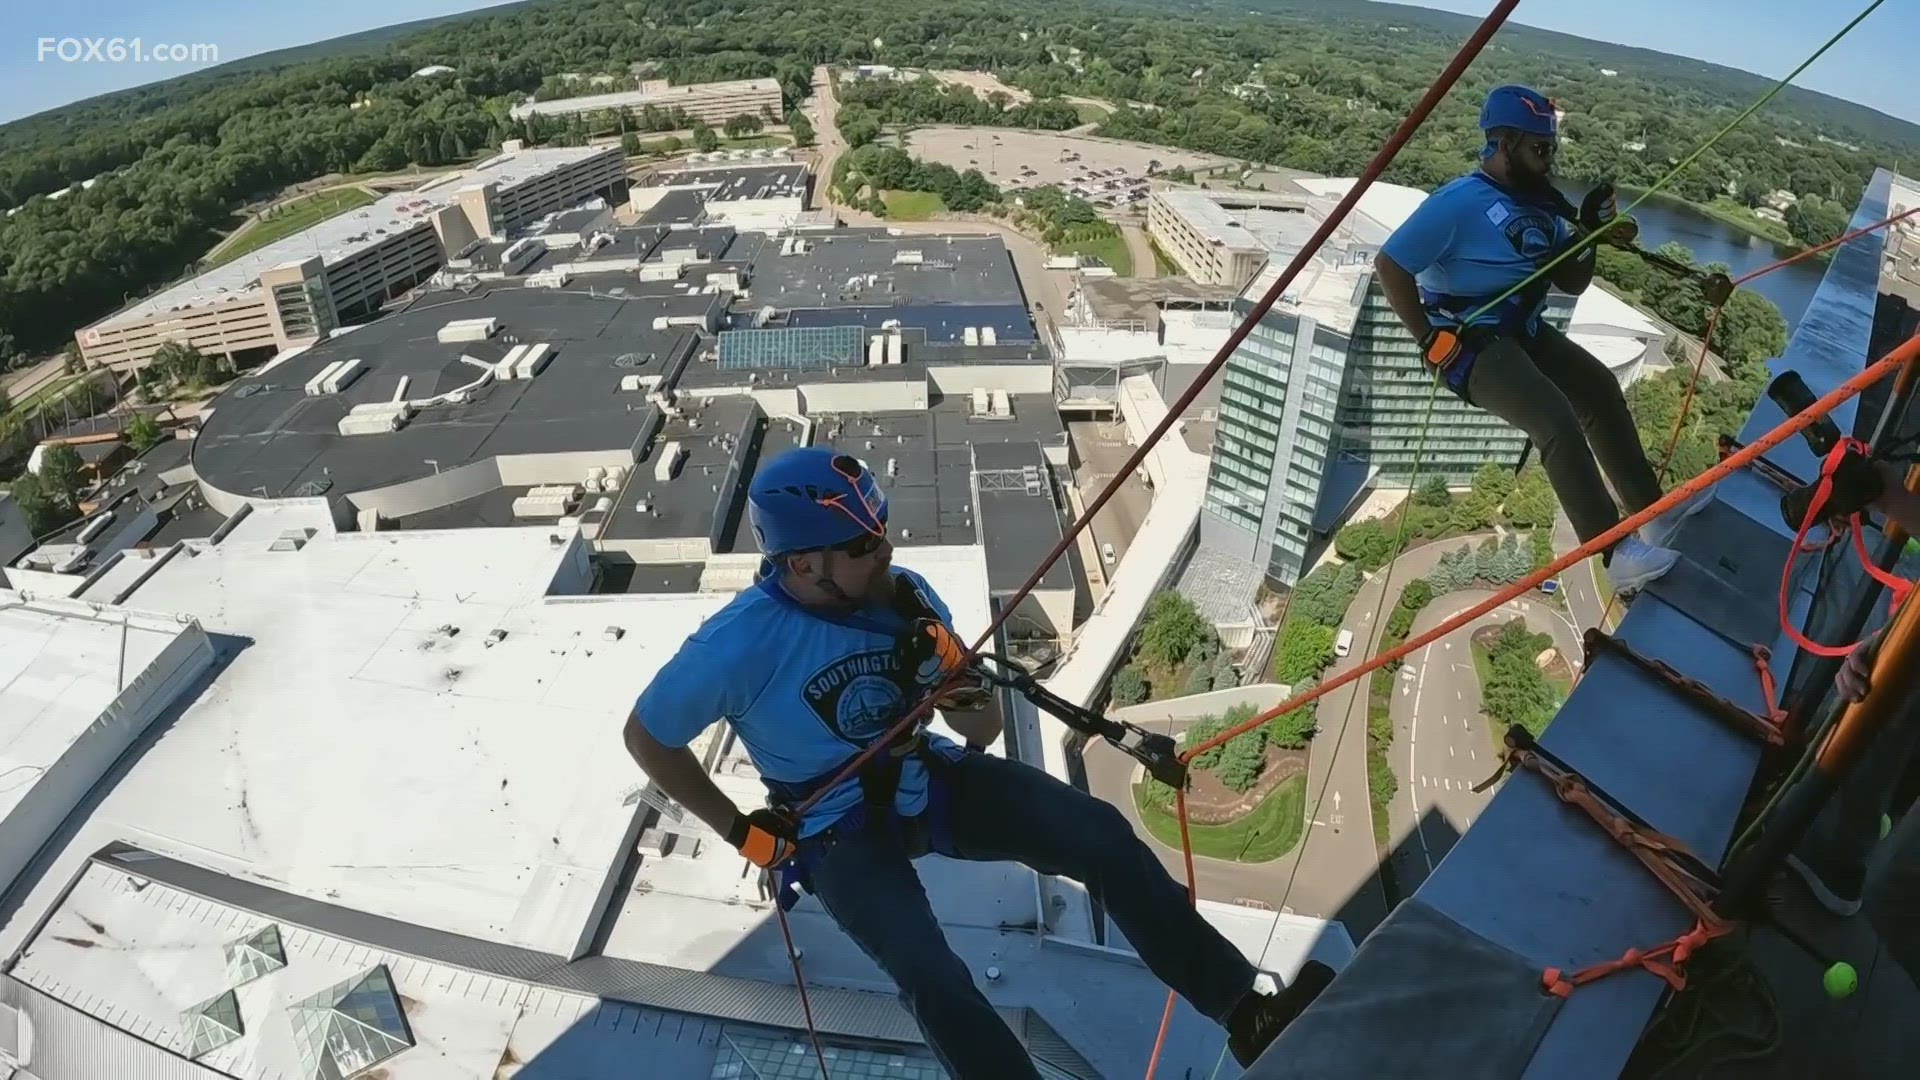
[1555,182,1823,332]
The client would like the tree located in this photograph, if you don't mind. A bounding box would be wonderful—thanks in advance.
[620,131,642,155]
[1289,562,1361,627]
[1111,664,1148,706]
[1531,529,1555,573]
[1210,653,1240,691]
[1139,591,1212,668]
[1273,618,1335,685]
[1413,476,1451,508]
[1183,663,1215,696]
[1335,518,1392,570]
[787,110,816,147]
[723,113,764,138]
[125,412,163,453]
[1481,619,1561,736]
[692,124,720,152]
[1505,466,1558,529]
[1471,460,1516,506]
[1265,697,1317,749]
[6,472,73,536]
[1786,194,1850,248]
[35,443,84,513]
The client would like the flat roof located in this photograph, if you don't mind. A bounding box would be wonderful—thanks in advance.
[509,77,780,119]
[601,396,768,544]
[89,147,617,331]
[637,188,712,226]
[192,288,700,500]
[0,599,203,829]
[971,441,1074,594]
[743,231,1027,311]
[1155,188,1320,257]
[9,524,660,958]
[1078,275,1238,328]
[644,164,809,203]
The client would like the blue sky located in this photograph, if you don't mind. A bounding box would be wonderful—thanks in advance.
[0,0,1911,126]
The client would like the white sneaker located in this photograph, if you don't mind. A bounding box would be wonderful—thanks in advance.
[1640,489,1713,549]
[1608,535,1681,594]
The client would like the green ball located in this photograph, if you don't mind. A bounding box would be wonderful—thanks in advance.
[1824,962,1858,999]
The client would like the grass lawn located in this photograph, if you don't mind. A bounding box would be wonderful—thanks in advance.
[1135,774,1307,862]
[1072,101,1110,125]
[722,134,790,150]
[1059,233,1134,276]
[212,188,374,267]
[882,190,947,221]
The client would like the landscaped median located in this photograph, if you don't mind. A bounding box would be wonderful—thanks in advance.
[1131,702,1314,863]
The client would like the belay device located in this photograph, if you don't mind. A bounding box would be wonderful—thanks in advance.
[1767,370,1887,530]
[972,652,1189,789]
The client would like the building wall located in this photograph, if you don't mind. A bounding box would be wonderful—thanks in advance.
[1201,277,1541,588]
[340,458,506,520]
[0,616,215,896]
[798,379,927,414]
[75,148,626,371]
[77,294,279,371]
[512,80,783,128]
[1145,192,1265,288]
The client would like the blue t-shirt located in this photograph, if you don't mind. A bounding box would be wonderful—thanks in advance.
[633,567,964,837]
[1379,172,1571,330]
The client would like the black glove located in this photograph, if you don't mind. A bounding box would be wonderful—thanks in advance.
[1579,183,1619,233]
[726,807,799,869]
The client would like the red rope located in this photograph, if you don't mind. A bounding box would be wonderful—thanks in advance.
[775,902,834,1078]
[783,0,1530,825]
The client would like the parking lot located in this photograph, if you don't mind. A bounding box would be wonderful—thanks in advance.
[901,126,1225,203]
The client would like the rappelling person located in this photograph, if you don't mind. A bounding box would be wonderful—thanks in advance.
[1373,83,1709,593]
[623,446,1334,1077]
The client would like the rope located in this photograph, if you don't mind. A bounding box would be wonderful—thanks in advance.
[1457,0,1888,329]
[1591,203,1920,633]
[775,903,834,1078]
[1181,339,1919,763]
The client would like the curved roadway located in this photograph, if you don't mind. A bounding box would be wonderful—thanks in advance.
[1081,532,1581,936]
[1385,586,1581,895]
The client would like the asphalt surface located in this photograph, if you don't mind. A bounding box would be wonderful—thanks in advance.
[1384,586,1582,895]
[804,65,845,212]
[1553,508,1614,632]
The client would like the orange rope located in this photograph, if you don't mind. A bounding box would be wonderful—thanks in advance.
[1181,337,1920,764]
[1597,205,1920,632]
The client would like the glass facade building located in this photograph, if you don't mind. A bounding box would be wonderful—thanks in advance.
[1199,279,1562,588]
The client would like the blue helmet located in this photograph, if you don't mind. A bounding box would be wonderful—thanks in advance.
[748,447,889,557]
[1479,85,1558,138]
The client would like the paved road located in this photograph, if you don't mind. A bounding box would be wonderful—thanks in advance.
[1385,587,1581,895]
[804,65,846,211]
[1552,509,1613,633]
[1121,222,1157,279]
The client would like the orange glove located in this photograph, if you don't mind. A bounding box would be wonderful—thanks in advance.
[726,808,798,869]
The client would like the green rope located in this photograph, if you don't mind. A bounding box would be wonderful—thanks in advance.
[1461,0,1887,327]
[1622,935,1783,1080]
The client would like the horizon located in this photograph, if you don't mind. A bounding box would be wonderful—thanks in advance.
[0,0,1913,131]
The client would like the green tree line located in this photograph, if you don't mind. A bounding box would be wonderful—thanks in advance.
[2,0,1905,369]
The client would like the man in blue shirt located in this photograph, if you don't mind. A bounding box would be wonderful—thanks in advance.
[1374,84,1708,593]
[625,447,1332,1076]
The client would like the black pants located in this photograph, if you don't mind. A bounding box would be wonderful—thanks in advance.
[804,752,1257,1078]
[1465,323,1665,544]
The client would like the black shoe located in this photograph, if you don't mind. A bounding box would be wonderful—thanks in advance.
[1226,960,1337,1068]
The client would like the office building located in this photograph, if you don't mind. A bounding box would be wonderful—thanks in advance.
[75,145,626,371]
[509,78,784,128]
[1188,177,1665,591]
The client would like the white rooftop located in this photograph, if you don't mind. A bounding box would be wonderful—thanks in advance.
[89,146,613,332]
[0,599,202,826]
[509,78,780,119]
